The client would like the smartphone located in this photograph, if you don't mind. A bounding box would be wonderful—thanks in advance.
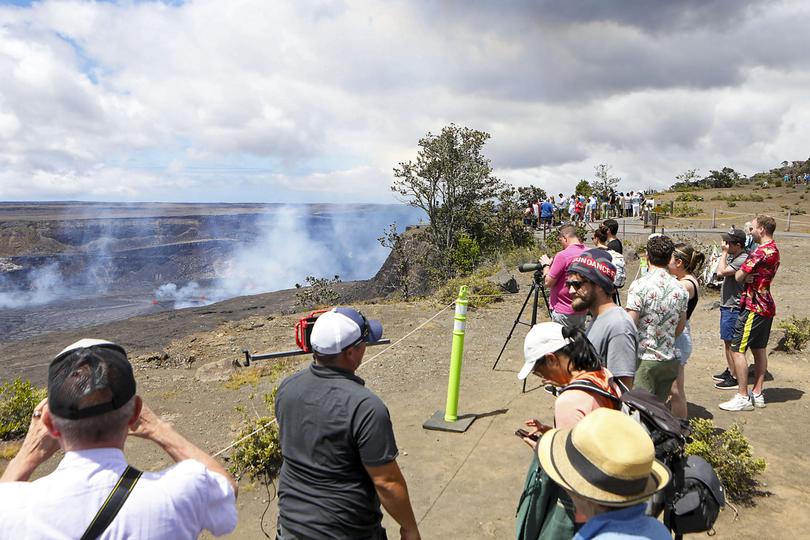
[515,428,540,441]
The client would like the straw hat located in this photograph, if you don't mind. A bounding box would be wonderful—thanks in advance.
[537,408,671,507]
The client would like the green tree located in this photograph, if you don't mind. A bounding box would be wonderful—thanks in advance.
[392,124,503,272]
[575,179,592,198]
[591,163,620,195]
[516,185,547,207]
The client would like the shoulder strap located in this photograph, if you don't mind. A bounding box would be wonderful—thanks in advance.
[558,379,621,406]
[80,465,142,540]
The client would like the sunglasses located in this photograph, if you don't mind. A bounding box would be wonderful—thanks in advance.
[342,311,370,351]
[565,280,587,290]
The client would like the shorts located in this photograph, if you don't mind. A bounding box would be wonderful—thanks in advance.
[731,309,773,353]
[634,358,680,403]
[719,307,739,342]
[551,310,587,329]
[541,215,552,225]
[674,322,692,366]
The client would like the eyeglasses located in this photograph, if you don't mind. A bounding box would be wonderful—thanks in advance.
[565,280,587,290]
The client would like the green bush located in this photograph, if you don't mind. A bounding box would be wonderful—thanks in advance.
[791,208,807,216]
[437,271,504,308]
[727,201,737,207]
[777,316,810,352]
[450,233,481,275]
[711,193,763,202]
[774,180,783,187]
[295,275,341,308]
[676,193,704,202]
[673,203,702,217]
[686,418,766,505]
[0,379,47,440]
[228,391,282,482]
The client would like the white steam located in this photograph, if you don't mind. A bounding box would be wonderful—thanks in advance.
[0,263,66,309]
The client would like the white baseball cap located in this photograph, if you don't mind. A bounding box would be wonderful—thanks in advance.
[518,322,573,380]
[310,307,383,355]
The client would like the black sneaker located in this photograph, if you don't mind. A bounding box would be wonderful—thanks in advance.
[714,374,739,390]
[712,368,731,382]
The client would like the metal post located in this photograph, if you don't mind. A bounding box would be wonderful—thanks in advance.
[787,211,791,232]
[712,208,717,229]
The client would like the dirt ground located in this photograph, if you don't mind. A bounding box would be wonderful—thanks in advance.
[2,227,809,540]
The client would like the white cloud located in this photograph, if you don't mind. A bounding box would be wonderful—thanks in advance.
[0,0,808,202]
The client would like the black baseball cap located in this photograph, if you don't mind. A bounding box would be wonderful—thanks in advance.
[48,339,136,420]
[721,227,746,245]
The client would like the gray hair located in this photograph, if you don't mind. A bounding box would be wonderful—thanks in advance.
[51,396,136,446]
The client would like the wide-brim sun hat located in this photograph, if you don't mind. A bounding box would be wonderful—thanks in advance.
[518,322,571,380]
[537,408,671,507]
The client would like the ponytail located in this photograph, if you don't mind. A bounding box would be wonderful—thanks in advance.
[673,243,705,275]
[557,326,603,372]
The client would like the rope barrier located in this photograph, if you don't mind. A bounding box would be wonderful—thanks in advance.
[212,300,459,457]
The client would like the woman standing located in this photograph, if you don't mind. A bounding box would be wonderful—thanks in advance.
[668,243,705,419]
[515,323,621,539]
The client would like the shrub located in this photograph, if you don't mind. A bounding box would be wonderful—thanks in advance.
[228,392,282,482]
[0,379,47,440]
[673,203,702,217]
[777,316,810,352]
[774,180,783,187]
[295,275,341,308]
[727,201,737,207]
[437,271,504,308]
[676,193,704,202]
[686,418,766,505]
[711,194,763,202]
[791,208,807,216]
[450,233,481,275]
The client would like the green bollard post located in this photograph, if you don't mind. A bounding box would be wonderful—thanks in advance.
[423,285,477,433]
[444,285,468,422]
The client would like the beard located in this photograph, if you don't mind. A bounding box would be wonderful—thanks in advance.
[571,293,591,312]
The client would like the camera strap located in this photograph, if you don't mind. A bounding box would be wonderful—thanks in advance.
[80,465,142,540]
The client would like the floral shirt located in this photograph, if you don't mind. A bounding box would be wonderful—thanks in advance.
[739,240,780,318]
[626,267,688,362]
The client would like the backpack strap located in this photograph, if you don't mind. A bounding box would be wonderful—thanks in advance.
[557,379,622,407]
[80,465,142,540]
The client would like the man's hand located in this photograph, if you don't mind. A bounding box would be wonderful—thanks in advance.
[128,402,165,441]
[539,254,552,267]
[721,242,729,253]
[1,399,60,482]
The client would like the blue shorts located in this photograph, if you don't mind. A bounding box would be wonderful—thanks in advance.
[720,306,739,342]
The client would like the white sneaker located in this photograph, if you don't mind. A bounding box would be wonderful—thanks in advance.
[750,391,766,408]
[719,393,754,412]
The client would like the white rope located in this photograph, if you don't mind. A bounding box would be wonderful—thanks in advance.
[358,300,457,371]
[213,418,278,458]
[212,300,458,457]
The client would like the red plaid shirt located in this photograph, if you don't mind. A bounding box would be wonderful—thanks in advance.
[739,240,780,318]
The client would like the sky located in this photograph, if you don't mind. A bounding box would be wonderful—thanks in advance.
[0,0,808,203]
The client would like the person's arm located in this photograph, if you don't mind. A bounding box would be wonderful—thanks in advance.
[716,246,737,277]
[365,460,421,540]
[675,310,686,338]
[129,402,238,498]
[539,254,556,287]
[0,399,60,482]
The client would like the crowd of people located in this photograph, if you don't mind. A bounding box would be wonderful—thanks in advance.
[524,190,652,230]
[0,210,780,539]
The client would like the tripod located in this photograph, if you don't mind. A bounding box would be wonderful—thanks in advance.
[492,269,551,392]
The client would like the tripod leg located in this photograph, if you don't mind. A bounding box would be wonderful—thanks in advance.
[523,278,543,393]
[492,284,535,370]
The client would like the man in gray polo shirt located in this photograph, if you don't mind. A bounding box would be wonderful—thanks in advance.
[567,250,638,388]
[274,307,420,540]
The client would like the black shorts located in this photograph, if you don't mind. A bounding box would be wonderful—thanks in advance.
[731,309,773,353]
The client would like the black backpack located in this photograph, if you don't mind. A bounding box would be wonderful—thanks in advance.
[558,381,725,539]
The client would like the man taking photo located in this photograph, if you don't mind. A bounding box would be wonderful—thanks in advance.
[539,224,587,328]
[275,307,420,540]
[0,339,237,539]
